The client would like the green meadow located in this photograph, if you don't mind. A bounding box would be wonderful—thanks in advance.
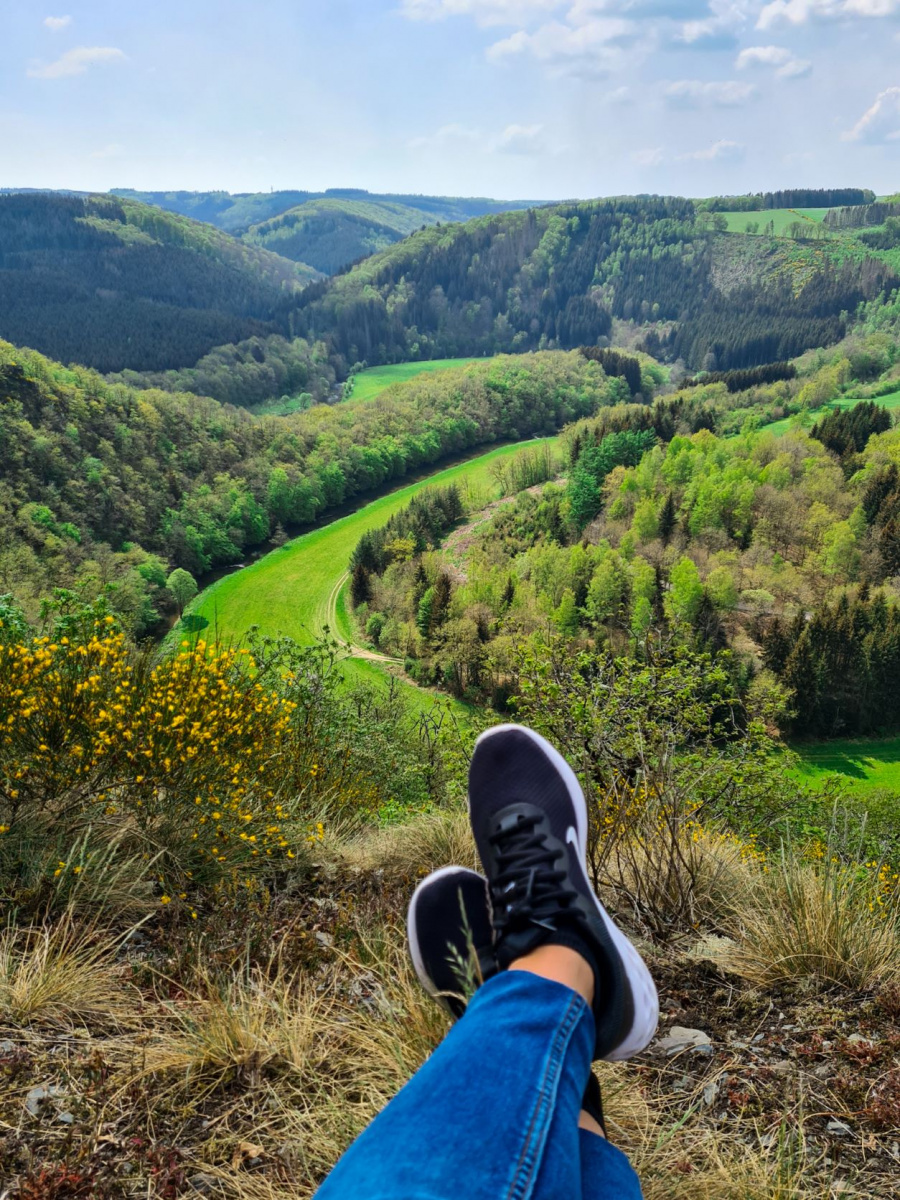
[758,387,900,437]
[179,437,556,709]
[347,358,484,403]
[720,208,831,235]
[789,737,900,794]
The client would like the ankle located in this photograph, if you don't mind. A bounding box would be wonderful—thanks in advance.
[509,944,595,1006]
[578,1109,606,1139]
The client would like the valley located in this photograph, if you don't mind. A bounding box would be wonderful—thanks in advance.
[6,181,900,1198]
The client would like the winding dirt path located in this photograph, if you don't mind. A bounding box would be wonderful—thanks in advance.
[324,570,406,668]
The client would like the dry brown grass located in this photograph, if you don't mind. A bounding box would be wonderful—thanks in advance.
[5,809,895,1198]
[0,915,137,1028]
[726,851,900,991]
[339,806,478,881]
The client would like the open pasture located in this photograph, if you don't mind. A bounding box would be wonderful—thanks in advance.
[720,207,831,235]
[348,357,483,402]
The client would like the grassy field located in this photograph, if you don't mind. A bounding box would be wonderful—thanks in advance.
[347,358,483,403]
[720,207,831,235]
[789,736,900,793]
[758,387,900,437]
[180,437,555,710]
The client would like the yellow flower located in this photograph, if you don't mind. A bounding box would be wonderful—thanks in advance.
[160,895,172,905]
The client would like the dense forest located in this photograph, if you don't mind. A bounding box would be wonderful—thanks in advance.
[702,189,875,212]
[0,194,314,373]
[291,198,897,378]
[0,342,620,631]
[348,333,900,733]
[5,192,900,408]
[243,197,456,275]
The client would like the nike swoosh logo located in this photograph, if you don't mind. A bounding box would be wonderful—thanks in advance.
[565,825,580,851]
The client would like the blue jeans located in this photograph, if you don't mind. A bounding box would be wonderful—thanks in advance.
[315,970,643,1199]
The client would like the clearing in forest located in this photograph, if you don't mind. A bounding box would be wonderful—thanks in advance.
[719,208,832,235]
[347,358,484,402]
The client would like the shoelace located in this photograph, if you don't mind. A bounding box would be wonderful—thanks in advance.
[488,813,579,935]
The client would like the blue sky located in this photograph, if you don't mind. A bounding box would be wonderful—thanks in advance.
[3,1,900,200]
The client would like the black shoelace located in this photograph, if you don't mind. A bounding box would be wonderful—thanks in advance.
[488,814,579,935]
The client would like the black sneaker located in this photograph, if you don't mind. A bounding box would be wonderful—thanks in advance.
[408,863,610,1130]
[468,723,659,1062]
[407,866,496,1019]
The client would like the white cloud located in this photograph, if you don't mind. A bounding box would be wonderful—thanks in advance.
[408,123,483,149]
[679,138,746,160]
[842,85,900,141]
[43,15,72,32]
[492,122,547,152]
[568,0,711,15]
[399,0,563,25]
[664,78,757,106]
[632,146,666,166]
[735,43,812,76]
[603,84,632,103]
[758,0,900,30]
[27,46,127,79]
[488,17,635,77]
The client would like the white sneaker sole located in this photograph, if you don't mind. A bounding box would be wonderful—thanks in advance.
[471,724,659,1062]
[407,865,482,1014]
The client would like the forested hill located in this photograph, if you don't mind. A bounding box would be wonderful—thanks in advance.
[111,187,536,237]
[0,193,317,374]
[242,197,471,275]
[291,197,898,376]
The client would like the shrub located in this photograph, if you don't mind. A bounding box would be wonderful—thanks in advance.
[728,847,900,990]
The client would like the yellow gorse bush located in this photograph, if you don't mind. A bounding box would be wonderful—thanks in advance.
[0,623,308,887]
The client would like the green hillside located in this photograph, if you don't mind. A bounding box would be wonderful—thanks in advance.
[112,187,537,237]
[0,193,317,373]
[244,197,451,275]
[293,197,898,378]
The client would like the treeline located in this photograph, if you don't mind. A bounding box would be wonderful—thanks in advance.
[683,362,796,392]
[703,189,874,212]
[655,259,896,372]
[292,200,694,369]
[579,347,644,396]
[113,187,533,237]
[0,194,309,373]
[825,202,900,230]
[810,401,892,465]
[763,592,900,736]
[859,218,900,252]
[0,343,617,628]
[110,334,336,409]
[350,485,464,604]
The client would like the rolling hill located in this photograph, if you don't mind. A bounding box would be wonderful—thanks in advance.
[292,196,898,377]
[111,187,538,240]
[0,193,318,373]
[242,196,464,275]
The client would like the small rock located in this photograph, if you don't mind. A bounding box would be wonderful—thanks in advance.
[314,931,334,949]
[57,1111,75,1124]
[188,1174,221,1195]
[0,1039,16,1054]
[657,1026,714,1056]
[702,1081,719,1106]
[25,1084,66,1118]
[827,1120,853,1136]
[768,1060,793,1076]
